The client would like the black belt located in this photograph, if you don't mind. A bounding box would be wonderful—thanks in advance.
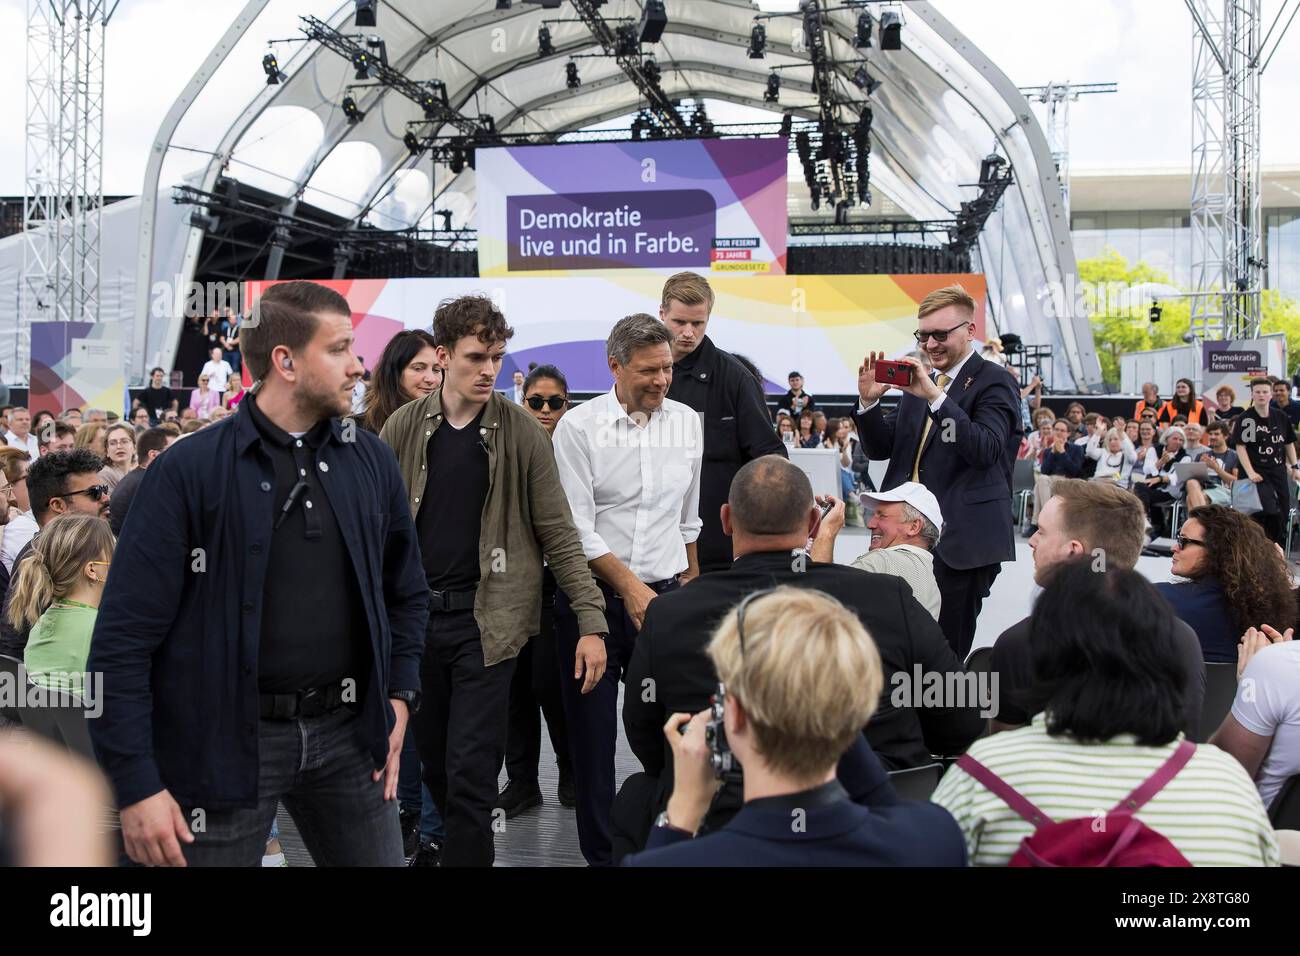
[259,679,351,720]
[429,587,477,613]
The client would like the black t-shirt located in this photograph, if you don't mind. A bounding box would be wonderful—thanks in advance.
[247,396,367,694]
[1232,406,1296,472]
[416,408,488,591]
[140,385,175,423]
[1275,400,1300,430]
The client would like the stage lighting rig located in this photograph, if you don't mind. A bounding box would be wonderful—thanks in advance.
[354,0,377,28]
[404,131,421,155]
[262,53,287,85]
[342,96,365,124]
[366,36,388,67]
[352,49,372,80]
[748,23,766,58]
[615,23,639,56]
[642,55,661,86]
[538,25,555,56]
[565,60,580,89]
[639,0,667,44]
[764,72,780,103]
[880,9,902,50]
[855,12,873,48]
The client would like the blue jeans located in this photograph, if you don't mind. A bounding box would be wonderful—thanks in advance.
[840,467,855,501]
[179,705,404,866]
[398,725,446,842]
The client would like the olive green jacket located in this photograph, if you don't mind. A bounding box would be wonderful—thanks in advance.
[379,389,607,665]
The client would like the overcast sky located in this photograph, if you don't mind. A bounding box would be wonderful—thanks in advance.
[0,0,1296,197]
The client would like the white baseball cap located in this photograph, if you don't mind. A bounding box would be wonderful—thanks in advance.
[859,481,944,536]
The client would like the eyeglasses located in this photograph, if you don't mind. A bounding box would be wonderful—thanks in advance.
[1175,534,1206,550]
[526,395,566,411]
[61,484,109,502]
[914,319,972,344]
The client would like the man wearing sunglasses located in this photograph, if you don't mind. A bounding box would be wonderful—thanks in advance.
[0,448,110,661]
[854,285,1021,659]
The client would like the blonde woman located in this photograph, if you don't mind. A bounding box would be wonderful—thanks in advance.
[98,423,136,492]
[1086,427,1138,488]
[189,373,222,418]
[73,422,108,460]
[10,513,116,694]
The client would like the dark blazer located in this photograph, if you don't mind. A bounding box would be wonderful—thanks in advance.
[1040,441,1085,477]
[853,350,1021,570]
[86,401,430,810]
[667,336,787,571]
[623,779,967,867]
[623,550,984,774]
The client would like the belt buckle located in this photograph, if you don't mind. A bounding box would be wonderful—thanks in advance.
[430,589,446,611]
[299,687,321,718]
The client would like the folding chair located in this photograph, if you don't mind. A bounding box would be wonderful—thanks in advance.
[888,763,944,801]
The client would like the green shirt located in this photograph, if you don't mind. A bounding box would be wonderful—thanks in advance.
[24,604,97,694]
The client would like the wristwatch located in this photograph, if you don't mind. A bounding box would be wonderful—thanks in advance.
[653,810,694,836]
[389,689,421,714]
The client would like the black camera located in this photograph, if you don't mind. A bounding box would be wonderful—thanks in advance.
[676,682,740,782]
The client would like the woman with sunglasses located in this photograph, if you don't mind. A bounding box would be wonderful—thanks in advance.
[189,373,221,419]
[360,330,442,434]
[9,512,115,694]
[497,365,576,816]
[98,423,136,493]
[1159,505,1297,664]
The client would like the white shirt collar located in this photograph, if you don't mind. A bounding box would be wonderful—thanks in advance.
[936,347,975,385]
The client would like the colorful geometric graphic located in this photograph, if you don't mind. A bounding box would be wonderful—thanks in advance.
[29,322,129,416]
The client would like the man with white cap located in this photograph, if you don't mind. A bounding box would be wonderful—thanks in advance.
[810,481,943,622]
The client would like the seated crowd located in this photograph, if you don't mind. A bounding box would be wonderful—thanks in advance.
[0,294,1297,870]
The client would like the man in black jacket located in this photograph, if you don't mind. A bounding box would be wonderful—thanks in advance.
[88,281,429,867]
[855,285,1021,658]
[661,272,786,574]
[616,455,982,855]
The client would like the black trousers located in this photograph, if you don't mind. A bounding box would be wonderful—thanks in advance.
[555,577,680,866]
[932,555,1001,661]
[411,609,515,867]
[1133,482,1176,533]
[1251,467,1290,546]
[503,574,572,785]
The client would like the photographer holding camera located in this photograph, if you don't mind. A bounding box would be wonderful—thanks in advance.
[622,587,966,867]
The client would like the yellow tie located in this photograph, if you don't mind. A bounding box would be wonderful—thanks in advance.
[911,373,951,482]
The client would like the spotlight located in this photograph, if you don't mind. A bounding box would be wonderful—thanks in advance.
[779,112,792,138]
[189,210,221,233]
[616,23,639,57]
[538,25,554,57]
[366,36,388,68]
[748,23,766,59]
[496,0,511,8]
[565,60,580,89]
[354,0,377,29]
[980,153,1007,184]
[341,95,365,124]
[262,53,287,85]
[855,12,873,48]
[421,81,449,119]
[1149,302,1163,323]
[810,185,821,211]
[764,72,780,103]
[352,49,371,80]
[448,147,465,175]
[880,10,902,50]
[642,55,661,86]
[853,66,882,95]
[639,0,667,44]
[404,131,421,155]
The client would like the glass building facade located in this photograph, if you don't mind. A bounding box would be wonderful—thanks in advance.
[1070,208,1300,300]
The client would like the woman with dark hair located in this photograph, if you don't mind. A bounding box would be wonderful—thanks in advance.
[361,329,441,434]
[496,364,576,818]
[934,562,1278,866]
[798,409,819,449]
[1159,377,1209,426]
[1157,505,1298,663]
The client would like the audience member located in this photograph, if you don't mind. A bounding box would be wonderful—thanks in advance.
[84,409,107,425]
[59,408,83,427]
[1160,378,1210,426]
[1029,419,1083,531]
[1064,402,1087,438]
[135,367,178,425]
[1183,422,1208,459]
[1210,626,1300,813]
[1085,427,1137,487]
[1157,505,1296,663]
[219,308,242,376]
[1134,425,1188,532]
[361,328,441,434]
[381,294,605,868]
[797,409,819,448]
[777,371,815,419]
[200,345,234,394]
[0,448,36,573]
[496,364,576,821]
[129,407,151,430]
[1232,377,1297,546]
[107,427,175,536]
[74,422,108,459]
[1213,384,1240,424]
[1019,410,1054,462]
[1184,422,1240,510]
[662,272,786,574]
[90,280,428,868]
[1273,378,1300,430]
[991,479,1205,738]
[11,513,115,693]
[935,561,1278,867]
[188,373,222,419]
[98,423,136,493]
[624,587,967,867]
[1124,419,1140,445]
[5,408,39,458]
[1133,381,1162,421]
[811,481,944,622]
[776,414,795,446]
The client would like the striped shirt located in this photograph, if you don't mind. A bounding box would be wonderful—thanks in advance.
[932,714,1279,867]
[849,544,941,621]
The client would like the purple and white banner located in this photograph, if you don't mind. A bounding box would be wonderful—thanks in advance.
[477,139,787,276]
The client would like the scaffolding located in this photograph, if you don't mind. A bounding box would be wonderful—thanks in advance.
[1017,82,1117,218]
[21,0,117,370]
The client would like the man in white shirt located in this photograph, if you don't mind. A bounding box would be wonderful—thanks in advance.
[508,370,525,404]
[200,346,234,394]
[0,450,37,572]
[809,481,944,621]
[552,312,703,866]
[4,407,40,459]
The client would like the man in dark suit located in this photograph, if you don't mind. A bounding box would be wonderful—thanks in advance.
[616,456,982,856]
[622,586,966,867]
[855,285,1021,658]
[662,272,786,574]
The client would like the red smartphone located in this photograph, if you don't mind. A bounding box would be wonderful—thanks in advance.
[874,359,914,387]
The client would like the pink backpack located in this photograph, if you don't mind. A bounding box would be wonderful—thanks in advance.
[956,740,1196,867]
